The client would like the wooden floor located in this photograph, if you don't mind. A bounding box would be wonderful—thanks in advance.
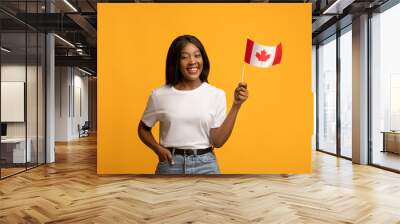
[1,135,400,223]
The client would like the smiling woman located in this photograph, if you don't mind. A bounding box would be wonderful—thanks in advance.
[137,35,249,175]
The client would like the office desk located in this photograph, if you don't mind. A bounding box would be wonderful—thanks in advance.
[1,138,31,163]
[381,131,400,154]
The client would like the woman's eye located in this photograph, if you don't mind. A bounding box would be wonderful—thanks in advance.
[195,54,201,58]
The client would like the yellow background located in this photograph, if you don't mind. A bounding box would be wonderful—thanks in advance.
[98,3,312,174]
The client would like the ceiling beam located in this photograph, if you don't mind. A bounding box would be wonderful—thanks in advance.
[67,13,97,39]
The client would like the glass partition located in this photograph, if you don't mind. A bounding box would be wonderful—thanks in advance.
[317,35,337,154]
[371,3,400,171]
[38,32,45,165]
[27,30,38,169]
[1,30,28,177]
[0,1,46,179]
[339,28,352,158]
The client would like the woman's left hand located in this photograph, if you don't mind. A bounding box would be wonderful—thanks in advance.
[233,82,248,106]
[210,82,248,147]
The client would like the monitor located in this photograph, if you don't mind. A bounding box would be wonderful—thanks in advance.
[1,123,7,137]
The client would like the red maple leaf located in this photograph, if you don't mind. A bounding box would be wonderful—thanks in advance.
[255,50,270,62]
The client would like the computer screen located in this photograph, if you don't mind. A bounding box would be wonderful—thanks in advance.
[1,123,7,137]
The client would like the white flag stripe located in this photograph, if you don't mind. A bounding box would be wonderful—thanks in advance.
[249,44,277,68]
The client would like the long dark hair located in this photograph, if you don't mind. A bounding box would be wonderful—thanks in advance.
[165,35,210,86]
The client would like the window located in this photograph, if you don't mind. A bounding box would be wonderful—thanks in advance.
[317,36,337,154]
[339,28,352,158]
[371,2,400,171]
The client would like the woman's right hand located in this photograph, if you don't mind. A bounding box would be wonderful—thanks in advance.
[156,146,174,164]
[137,122,175,164]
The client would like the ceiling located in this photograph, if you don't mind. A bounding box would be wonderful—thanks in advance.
[0,0,393,75]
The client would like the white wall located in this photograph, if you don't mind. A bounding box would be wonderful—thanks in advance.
[55,67,89,141]
[73,73,89,137]
[55,66,70,141]
[1,65,37,137]
[312,45,316,150]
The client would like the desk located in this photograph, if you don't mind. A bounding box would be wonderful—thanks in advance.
[382,131,400,154]
[1,138,31,163]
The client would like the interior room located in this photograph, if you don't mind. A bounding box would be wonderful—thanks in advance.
[0,0,399,223]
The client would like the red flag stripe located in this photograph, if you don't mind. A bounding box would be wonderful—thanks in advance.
[272,43,282,65]
[244,38,254,64]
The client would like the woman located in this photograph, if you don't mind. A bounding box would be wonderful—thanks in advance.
[138,35,248,174]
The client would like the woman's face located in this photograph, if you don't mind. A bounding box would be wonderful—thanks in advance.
[179,42,203,82]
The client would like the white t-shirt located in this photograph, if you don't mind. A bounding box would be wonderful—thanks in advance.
[141,82,226,149]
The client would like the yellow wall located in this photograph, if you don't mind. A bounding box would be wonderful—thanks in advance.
[98,3,312,174]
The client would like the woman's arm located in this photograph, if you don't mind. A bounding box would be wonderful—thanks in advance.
[137,121,174,163]
[210,82,248,148]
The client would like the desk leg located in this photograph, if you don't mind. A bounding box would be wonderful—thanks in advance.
[382,133,386,152]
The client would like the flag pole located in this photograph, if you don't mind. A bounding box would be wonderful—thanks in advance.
[241,62,245,83]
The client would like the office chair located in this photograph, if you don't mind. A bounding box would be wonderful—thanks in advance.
[79,121,90,138]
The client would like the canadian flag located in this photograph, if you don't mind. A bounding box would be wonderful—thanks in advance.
[244,38,282,68]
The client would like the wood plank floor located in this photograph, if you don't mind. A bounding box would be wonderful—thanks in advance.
[1,134,400,223]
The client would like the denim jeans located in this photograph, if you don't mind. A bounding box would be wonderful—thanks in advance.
[155,150,220,175]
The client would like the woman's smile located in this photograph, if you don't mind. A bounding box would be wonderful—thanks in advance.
[186,65,200,75]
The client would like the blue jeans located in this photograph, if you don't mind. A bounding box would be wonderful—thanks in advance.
[155,151,220,175]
